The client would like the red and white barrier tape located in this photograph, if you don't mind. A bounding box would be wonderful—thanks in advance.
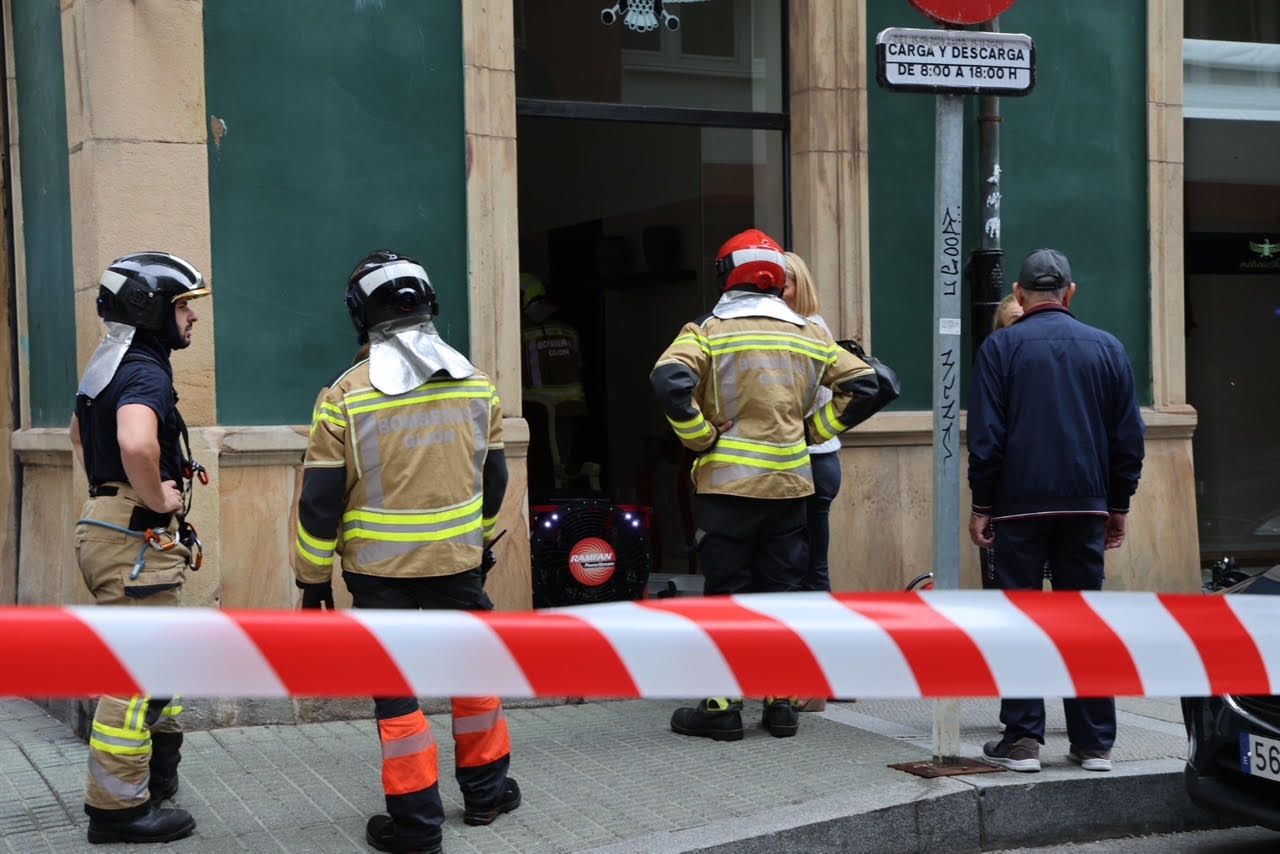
[1,592,1276,699]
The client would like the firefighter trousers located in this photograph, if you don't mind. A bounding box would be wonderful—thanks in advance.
[695,494,808,595]
[75,487,191,817]
[345,569,512,848]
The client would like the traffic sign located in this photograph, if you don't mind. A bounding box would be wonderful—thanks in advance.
[876,28,1035,96]
[908,0,1018,25]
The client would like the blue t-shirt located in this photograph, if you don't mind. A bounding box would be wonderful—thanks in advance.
[76,337,184,486]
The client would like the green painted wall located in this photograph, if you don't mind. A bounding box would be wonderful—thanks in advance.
[12,0,76,426]
[867,1,1152,409]
[204,1,469,425]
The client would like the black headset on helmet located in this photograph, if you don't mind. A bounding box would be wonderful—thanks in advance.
[96,252,208,331]
[345,250,439,343]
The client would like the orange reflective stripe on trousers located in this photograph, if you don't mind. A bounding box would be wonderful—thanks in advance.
[379,711,439,795]
[451,697,511,768]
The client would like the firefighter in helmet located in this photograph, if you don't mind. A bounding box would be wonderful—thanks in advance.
[292,250,520,853]
[650,229,882,741]
[69,252,210,844]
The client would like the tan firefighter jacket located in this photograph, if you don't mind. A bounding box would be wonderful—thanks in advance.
[651,305,878,500]
[292,359,506,584]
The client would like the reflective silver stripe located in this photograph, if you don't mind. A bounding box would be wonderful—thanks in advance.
[341,511,482,537]
[100,270,128,294]
[358,260,429,296]
[707,460,813,489]
[296,535,334,563]
[90,730,150,750]
[381,728,437,761]
[353,529,484,566]
[356,412,387,507]
[452,708,506,736]
[707,337,833,361]
[729,247,787,269]
[87,755,149,804]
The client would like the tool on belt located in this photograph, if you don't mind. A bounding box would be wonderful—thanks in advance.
[174,408,206,571]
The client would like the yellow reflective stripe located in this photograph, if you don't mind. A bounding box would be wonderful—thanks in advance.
[672,333,710,353]
[125,697,147,732]
[700,453,812,472]
[90,737,152,756]
[345,517,483,543]
[706,331,836,351]
[348,390,491,416]
[813,401,847,442]
[295,540,335,567]
[345,379,491,406]
[93,720,151,743]
[667,415,713,440]
[707,342,833,359]
[715,438,807,456]
[483,516,498,538]
[342,496,483,526]
[297,524,337,551]
[161,705,183,717]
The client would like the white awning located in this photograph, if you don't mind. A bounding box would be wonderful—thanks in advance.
[1185,38,1280,122]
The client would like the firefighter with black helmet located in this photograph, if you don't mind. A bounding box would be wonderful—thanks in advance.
[69,252,210,844]
[650,229,885,741]
[292,250,520,854]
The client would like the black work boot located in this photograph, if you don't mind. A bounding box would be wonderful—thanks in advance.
[365,814,443,854]
[762,698,799,738]
[670,698,744,742]
[149,731,182,802]
[464,777,522,827]
[85,801,196,845]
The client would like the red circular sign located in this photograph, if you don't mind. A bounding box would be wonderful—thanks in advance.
[908,0,1017,25]
[568,538,616,587]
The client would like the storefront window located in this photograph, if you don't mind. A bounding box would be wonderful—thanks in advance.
[1185,3,1280,568]
[516,0,784,113]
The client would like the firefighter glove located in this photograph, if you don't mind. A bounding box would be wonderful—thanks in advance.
[298,580,334,611]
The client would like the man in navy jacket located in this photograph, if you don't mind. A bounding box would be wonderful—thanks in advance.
[967,248,1145,774]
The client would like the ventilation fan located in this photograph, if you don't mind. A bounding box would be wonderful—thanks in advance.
[530,499,653,608]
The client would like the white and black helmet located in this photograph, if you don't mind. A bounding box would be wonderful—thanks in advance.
[345,250,439,342]
[96,252,209,331]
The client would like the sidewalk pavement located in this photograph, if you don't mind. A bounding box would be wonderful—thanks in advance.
[0,695,1226,853]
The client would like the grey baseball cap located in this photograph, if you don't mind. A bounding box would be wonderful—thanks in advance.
[1018,248,1073,290]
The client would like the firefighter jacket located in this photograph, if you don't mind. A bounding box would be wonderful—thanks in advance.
[521,319,585,407]
[292,360,508,584]
[651,303,879,500]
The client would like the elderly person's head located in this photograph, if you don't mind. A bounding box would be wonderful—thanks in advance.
[782,251,821,317]
[1014,248,1077,309]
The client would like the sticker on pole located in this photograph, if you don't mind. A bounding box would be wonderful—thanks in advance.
[876,28,1035,96]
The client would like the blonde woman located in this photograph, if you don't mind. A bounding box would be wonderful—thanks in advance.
[783,252,842,594]
[993,292,1023,331]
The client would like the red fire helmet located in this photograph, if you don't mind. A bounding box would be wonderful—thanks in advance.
[714,229,787,293]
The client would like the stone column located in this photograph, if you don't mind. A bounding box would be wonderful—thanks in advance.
[789,0,871,345]
[61,0,222,606]
[462,0,531,609]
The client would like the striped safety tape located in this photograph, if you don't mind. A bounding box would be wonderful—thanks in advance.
[0,591,1276,699]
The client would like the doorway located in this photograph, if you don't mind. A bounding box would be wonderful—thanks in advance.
[514,0,788,574]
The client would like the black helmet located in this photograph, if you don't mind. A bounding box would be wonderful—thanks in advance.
[345,250,439,341]
[96,252,209,331]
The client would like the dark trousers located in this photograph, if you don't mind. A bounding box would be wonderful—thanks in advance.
[696,494,807,595]
[804,452,842,592]
[345,570,511,846]
[991,515,1115,750]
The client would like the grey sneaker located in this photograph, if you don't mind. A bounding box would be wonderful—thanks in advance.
[1068,745,1112,772]
[982,736,1041,772]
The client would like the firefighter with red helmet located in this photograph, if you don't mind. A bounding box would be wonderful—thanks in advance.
[650,229,882,741]
[293,250,520,853]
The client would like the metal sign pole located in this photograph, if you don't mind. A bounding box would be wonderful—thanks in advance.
[931,91,965,764]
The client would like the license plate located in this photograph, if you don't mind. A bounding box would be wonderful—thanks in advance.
[1240,732,1280,781]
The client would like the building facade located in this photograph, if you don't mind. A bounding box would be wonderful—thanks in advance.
[1,0,1216,652]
